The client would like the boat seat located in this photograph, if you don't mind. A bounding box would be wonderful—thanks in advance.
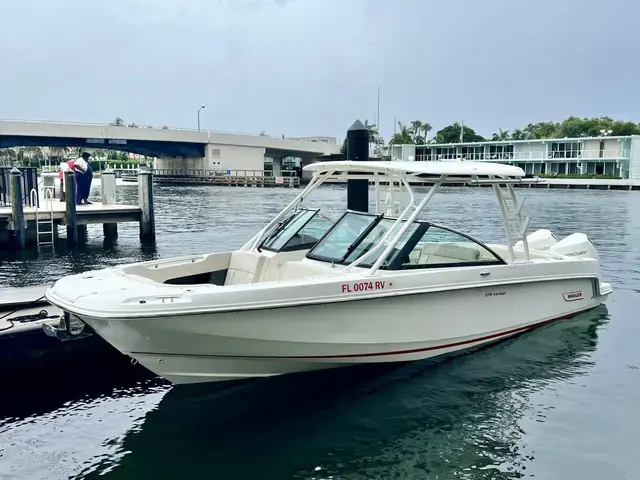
[224,252,268,286]
[410,242,480,265]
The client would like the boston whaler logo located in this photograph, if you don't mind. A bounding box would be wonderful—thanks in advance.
[562,290,584,302]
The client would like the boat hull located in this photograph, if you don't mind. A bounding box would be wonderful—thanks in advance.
[76,277,611,384]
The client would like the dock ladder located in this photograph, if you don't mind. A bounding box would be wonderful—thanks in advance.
[30,188,55,247]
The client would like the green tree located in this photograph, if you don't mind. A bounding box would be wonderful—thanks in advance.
[522,121,557,139]
[491,129,510,141]
[421,122,432,143]
[389,121,414,145]
[434,122,485,143]
[110,117,125,127]
[510,128,526,140]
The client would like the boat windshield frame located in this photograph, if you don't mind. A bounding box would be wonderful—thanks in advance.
[258,208,334,254]
[305,211,506,270]
[240,161,537,268]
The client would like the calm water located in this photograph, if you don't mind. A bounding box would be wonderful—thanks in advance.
[1,183,639,479]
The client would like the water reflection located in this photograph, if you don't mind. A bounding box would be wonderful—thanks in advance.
[0,185,636,479]
[82,306,608,480]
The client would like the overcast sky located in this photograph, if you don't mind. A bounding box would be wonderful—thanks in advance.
[0,0,637,140]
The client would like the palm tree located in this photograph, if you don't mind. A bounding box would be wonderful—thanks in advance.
[0,147,17,166]
[363,119,379,145]
[410,120,423,143]
[491,129,510,141]
[110,117,125,127]
[511,128,526,140]
[388,121,414,145]
[422,122,432,143]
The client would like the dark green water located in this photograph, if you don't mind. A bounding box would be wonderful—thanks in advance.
[1,183,638,479]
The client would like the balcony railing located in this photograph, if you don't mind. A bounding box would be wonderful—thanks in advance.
[415,149,631,162]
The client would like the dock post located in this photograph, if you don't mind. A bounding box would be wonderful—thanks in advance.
[138,170,155,243]
[346,119,370,212]
[101,170,118,239]
[9,168,26,249]
[64,170,78,245]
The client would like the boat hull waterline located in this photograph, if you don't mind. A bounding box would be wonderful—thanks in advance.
[68,278,610,384]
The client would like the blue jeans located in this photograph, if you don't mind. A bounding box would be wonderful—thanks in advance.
[75,166,93,203]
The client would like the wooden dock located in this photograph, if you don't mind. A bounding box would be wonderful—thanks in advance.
[153,168,300,188]
[0,168,155,249]
[0,200,141,223]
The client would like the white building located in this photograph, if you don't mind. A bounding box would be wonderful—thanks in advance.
[388,135,640,180]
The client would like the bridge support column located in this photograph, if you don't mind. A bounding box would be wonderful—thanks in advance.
[156,156,206,175]
[272,157,283,177]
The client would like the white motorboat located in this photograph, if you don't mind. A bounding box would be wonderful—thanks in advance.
[44,160,612,384]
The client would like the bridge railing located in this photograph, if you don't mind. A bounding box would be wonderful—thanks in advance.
[0,118,330,142]
[0,167,39,207]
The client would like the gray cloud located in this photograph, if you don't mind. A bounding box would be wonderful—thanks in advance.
[0,0,637,141]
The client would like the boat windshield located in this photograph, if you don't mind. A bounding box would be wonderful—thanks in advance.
[260,209,335,253]
[306,212,505,269]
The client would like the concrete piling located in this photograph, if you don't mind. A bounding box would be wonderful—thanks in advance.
[138,170,155,243]
[101,170,118,239]
[9,168,26,249]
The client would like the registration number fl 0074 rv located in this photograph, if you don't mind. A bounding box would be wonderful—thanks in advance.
[341,281,387,293]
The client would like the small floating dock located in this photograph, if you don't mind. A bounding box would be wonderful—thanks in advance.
[0,283,121,372]
[0,168,155,249]
[0,284,62,352]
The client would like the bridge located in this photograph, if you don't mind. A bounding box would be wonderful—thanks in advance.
[0,120,342,173]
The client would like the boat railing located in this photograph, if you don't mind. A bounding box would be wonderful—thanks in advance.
[241,172,332,251]
[344,175,419,273]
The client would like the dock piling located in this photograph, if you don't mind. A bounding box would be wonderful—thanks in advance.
[101,170,118,239]
[138,170,155,243]
[346,120,370,213]
[64,170,78,245]
[9,168,26,248]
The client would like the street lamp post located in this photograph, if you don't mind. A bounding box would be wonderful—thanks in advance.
[197,105,206,131]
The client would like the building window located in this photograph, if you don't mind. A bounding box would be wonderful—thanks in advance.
[460,146,485,160]
[550,142,582,159]
[415,147,429,161]
[433,147,458,160]
[487,144,514,160]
